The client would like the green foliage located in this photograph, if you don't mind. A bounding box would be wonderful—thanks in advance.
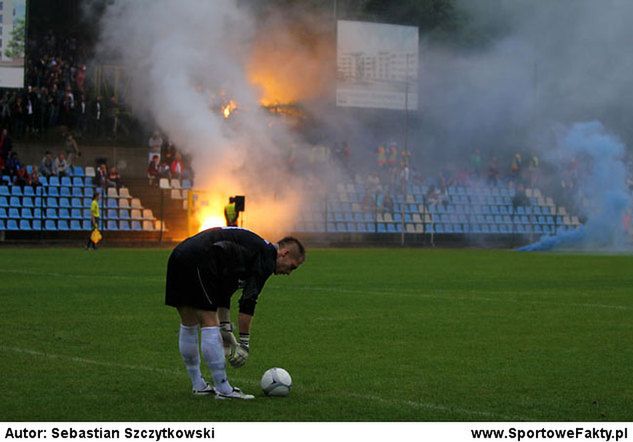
[1,247,633,421]
[4,18,26,59]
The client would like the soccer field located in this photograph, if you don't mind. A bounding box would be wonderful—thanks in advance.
[1,247,632,421]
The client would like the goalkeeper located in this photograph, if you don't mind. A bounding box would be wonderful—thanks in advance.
[165,227,305,400]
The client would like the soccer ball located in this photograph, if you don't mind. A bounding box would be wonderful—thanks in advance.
[260,367,292,397]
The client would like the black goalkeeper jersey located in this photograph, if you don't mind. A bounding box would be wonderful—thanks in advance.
[172,227,277,315]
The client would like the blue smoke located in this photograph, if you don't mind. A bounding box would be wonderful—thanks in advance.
[517,121,631,252]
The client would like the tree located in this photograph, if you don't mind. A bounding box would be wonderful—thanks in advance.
[5,18,26,60]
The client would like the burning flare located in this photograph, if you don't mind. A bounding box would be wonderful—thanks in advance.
[222,100,237,119]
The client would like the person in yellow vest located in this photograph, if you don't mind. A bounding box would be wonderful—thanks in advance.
[86,191,101,250]
[224,197,239,227]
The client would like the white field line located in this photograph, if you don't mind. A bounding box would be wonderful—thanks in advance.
[0,345,530,421]
[2,268,630,311]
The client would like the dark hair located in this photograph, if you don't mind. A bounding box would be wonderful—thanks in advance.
[278,236,305,258]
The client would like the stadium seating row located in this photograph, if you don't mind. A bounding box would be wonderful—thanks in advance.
[0,207,154,220]
[0,196,141,209]
[297,222,580,235]
[0,219,160,232]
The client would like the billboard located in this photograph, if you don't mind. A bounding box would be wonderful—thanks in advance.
[336,20,418,111]
[0,0,26,88]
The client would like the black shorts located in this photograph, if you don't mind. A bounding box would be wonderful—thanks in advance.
[164,249,234,311]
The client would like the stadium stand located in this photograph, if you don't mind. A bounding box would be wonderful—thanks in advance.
[292,183,582,236]
[0,165,158,232]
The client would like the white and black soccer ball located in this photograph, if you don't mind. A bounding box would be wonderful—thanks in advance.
[260,367,292,397]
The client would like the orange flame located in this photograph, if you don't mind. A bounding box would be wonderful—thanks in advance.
[247,25,333,106]
[222,100,237,119]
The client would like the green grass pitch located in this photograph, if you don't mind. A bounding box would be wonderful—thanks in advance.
[1,247,632,421]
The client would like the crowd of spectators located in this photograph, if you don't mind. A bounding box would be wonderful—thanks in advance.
[145,131,193,187]
[0,29,130,143]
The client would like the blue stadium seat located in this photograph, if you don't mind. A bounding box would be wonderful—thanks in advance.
[35,186,45,196]
[23,186,34,197]
[119,209,130,220]
[0,197,7,207]
[47,187,59,197]
[46,208,58,219]
[0,208,7,218]
[107,209,118,219]
[107,220,119,230]
[71,198,82,208]
[72,177,84,188]
[71,208,82,219]
[8,208,20,218]
[33,208,42,218]
[39,176,48,186]
[48,176,60,187]
[83,209,91,219]
[7,219,19,230]
[82,220,92,230]
[59,198,70,208]
[20,208,33,219]
[74,166,85,177]
[19,219,31,230]
[22,197,33,207]
[131,221,142,231]
[0,186,10,197]
[84,177,93,187]
[9,196,20,207]
[10,186,22,197]
[61,177,72,187]
[70,220,82,230]
[57,220,70,230]
[72,187,84,197]
[58,208,70,219]
[107,199,118,209]
[45,220,57,230]
[32,219,42,230]
[182,179,192,189]
[82,197,92,207]
[84,187,94,197]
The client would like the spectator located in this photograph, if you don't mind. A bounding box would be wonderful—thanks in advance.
[487,157,500,186]
[5,152,22,178]
[512,183,529,211]
[53,152,69,177]
[107,166,122,189]
[76,94,89,137]
[92,95,104,138]
[376,145,387,169]
[470,148,483,178]
[170,152,185,180]
[13,166,30,187]
[0,129,13,161]
[40,151,55,177]
[31,170,42,190]
[94,163,108,188]
[148,131,163,162]
[64,132,81,162]
[147,154,161,186]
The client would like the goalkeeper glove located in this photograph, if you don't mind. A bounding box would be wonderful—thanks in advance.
[220,322,238,357]
[228,334,250,368]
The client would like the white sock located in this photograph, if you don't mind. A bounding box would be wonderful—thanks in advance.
[178,324,207,391]
[200,326,233,394]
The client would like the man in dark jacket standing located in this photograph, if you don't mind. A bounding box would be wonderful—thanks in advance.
[165,227,305,400]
